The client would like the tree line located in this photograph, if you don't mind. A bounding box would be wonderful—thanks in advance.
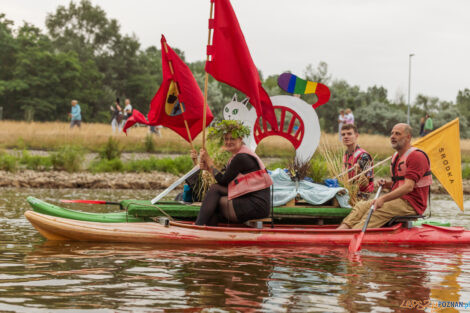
[1,0,469,137]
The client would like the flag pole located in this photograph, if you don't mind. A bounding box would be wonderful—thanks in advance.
[202,1,214,150]
[163,41,195,151]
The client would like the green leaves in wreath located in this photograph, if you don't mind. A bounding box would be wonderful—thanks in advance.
[207,120,251,145]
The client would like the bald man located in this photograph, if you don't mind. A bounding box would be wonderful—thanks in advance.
[338,123,432,229]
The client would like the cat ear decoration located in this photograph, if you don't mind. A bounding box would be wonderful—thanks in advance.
[241,98,250,106]
[231,94,238,102]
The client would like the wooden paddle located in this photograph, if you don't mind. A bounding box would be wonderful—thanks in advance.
[348,185,383,254]
[151,165,200,204]
[347,156,392,182]
[60,199,124,210]
[60,199,120,205]
[59,199,185,209]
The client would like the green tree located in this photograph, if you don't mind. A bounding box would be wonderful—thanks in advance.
[432,104,469,138]
[0,14,17,87]
[263,74,288,98]
[45,0,140,120]
[366,86,388,104]
[415,94,440,113]
[2,23,77,120]
[0,14,20,115]
[315,79,365,133]
[46,0,120,61]
[125,46,163,113]
[304,61,331,85]
[355,101,407,135]
[0,16,107,122]
[457,88,470,120]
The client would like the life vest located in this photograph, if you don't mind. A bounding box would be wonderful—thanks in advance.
[227,145,273,200]
[343,146,374,192]
[390,147,432,189]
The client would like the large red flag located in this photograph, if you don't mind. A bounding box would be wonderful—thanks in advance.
[124,35,213,142]
[205,0,278,130]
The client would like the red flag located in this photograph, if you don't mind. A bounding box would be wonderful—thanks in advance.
[205,0,278,130]
[124,35,213,142]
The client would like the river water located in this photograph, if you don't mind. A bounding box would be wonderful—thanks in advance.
[1,187,470,312]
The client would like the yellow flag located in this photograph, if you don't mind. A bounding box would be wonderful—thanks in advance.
[164,80,180,116]
[413,118,464,211]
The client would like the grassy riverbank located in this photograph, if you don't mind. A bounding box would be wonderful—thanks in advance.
[2,121,470,160]
[0,121,469,193]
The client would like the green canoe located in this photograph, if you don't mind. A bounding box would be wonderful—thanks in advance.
[26,196,352,224]
[26,197,451,227]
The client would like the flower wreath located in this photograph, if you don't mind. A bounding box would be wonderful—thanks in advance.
[207,120,250,145]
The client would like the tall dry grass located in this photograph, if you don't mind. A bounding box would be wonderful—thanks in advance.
[1,121,469,159]
[0,121,197,153]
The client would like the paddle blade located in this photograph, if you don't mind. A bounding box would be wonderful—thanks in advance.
[60,199,109,204]
[348,232,365,254]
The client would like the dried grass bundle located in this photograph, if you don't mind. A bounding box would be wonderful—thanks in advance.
[193,170,215,201]
[319,140,362,206]
[287,157,310,181]
[192,140,230,201]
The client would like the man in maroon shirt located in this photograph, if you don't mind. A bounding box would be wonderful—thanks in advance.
[338,123,431,229]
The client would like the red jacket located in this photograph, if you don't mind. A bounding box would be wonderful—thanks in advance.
[343,146,374,192]
[227,146,273,200]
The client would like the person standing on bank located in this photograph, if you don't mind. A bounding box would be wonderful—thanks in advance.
[345,108,354,125]
[110,98,122,133]
[120,98,133,131]
[69,100,81,128]
[338,109,346,140]
[419,116,426,137]
[422,113,433,136]
[341,124,374,196]
[337,123,431,229]
[196,120,273,226]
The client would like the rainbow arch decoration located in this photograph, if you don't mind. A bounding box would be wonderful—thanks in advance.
[223,94,321,163]
[277,73,331,109]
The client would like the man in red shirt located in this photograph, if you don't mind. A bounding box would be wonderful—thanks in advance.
[341,124,374,196]
[338,123,431,229]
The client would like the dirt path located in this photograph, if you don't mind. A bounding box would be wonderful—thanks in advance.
[0,170,179,190]
[1,170,469,194]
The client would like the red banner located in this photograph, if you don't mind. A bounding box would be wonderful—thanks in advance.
[124,35,213,142]
[205,0,278,130]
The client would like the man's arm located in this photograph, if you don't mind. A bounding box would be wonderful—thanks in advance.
[373,178,415,209]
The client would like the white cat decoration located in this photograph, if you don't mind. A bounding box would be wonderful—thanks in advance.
[223,94,322,164]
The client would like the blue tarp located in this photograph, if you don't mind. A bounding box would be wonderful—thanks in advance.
[270,168,351,208]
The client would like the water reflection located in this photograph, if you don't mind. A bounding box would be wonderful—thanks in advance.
[15,242,470,312]
[0,188,470,312]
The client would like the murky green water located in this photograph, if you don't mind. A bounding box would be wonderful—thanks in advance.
[1,188,470,312]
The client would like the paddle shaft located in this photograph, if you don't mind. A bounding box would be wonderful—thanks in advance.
[360,188,382,233]
[60,199,120,205]
[333,165,357,179]
[347,156,392,182]
[348,185,383,254]
[151,165,200,204]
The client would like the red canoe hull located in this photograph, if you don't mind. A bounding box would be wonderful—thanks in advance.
[24,211,470,246]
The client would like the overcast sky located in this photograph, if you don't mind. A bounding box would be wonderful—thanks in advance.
[1,0,469,102]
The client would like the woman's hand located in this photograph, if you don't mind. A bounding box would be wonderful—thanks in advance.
[199,148,214,171]
[190,149,198,165]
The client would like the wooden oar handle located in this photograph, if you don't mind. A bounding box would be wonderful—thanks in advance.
[60,199,120,205]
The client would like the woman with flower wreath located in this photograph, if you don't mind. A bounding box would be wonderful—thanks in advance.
[195,120,273,226]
